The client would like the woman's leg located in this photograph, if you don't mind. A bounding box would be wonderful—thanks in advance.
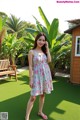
[39,94,45,113]
[38,94,48,119]
[25,96,36,120]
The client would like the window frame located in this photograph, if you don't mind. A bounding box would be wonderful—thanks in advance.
[75,36,80,56]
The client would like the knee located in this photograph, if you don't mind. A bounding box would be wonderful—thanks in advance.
[40,94,45,99]
[30,96,36,102]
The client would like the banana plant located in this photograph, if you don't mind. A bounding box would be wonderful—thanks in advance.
[1,34,23,64]
[25,7,71,77]
[26,7,66,52]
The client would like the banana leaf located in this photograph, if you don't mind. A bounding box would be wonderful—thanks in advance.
[24,37,34,44]
[49,18,59,41]
[25,28,39,36]
[38,6,50,32]
[56,33,66,41]
[41,26,51,47]
[33,16,43,32]
[27,33,35,40]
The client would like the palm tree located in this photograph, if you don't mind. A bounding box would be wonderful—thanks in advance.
[0,12,8,20]
[6,14,27,38]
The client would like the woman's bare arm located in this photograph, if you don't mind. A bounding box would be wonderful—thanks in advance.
[28,50,33,87]
[46,41,51,63]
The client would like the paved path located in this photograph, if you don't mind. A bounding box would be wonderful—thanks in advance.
[55,72,70,78]
[17,66,28,74]
[0,66,70,80]
[17,67,70,78]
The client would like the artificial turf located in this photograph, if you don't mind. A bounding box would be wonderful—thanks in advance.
[0,70,80,120]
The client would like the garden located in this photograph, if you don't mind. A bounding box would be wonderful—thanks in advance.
[0,7,80,120]
[0,71,80,120]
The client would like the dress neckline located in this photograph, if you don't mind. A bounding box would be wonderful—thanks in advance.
[33,49,44,55]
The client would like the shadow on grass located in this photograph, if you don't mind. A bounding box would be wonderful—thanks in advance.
[0,75,80,120]
[0,80,11,84]
[0,71,29,85]
[17,71,29,85]
[44,76,80,120]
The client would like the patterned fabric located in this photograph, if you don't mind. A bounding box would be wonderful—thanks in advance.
[31,50,53,96]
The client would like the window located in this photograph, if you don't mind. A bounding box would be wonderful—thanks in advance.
[75,36,80,56]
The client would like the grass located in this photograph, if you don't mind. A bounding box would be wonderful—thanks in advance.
[0,70,80,120]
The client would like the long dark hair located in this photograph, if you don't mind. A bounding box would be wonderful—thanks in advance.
[33,32,47,55]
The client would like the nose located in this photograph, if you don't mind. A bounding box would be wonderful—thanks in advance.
[40,41,45,44]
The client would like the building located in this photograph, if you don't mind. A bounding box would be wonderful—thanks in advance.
[64,19,80,84]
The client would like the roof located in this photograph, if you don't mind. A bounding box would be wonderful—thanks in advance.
[67,19,80,24]
[64,24,80,34]
[64,19,80,34]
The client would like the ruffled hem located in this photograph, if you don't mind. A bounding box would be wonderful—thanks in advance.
[31,89,53,96]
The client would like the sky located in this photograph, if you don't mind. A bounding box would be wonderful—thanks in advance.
[0,0,80,33]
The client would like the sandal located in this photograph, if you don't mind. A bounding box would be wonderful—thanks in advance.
[38,112,48,120]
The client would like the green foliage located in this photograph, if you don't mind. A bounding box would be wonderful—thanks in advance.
[0,17,2,31]
[6,14,36,38]
[49,18,59,41]
[25,6,71,74]
[38,6,50,32]
[0,16,7,52]
[1,34,22,63]
[0,9,71,72]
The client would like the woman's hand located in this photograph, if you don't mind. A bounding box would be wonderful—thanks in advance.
[45,41,49,49]
[29,79,33,88]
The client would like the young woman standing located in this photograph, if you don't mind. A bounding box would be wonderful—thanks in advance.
[25,32,53,120]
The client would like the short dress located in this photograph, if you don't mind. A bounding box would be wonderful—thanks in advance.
[31,50,53,96]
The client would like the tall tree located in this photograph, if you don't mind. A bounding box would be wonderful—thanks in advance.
[6,14,27,38]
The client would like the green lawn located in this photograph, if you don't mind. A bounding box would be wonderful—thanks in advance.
[0,70,80,120]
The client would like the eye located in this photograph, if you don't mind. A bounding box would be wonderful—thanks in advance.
[38,39,41,41]
[43,39,45,42]
[38,38,45,42]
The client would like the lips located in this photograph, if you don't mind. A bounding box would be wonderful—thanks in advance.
[39,44,43,46]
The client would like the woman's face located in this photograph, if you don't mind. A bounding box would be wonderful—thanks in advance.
[37,35,46,48]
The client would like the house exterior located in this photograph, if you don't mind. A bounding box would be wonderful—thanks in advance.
[64,20,80,84]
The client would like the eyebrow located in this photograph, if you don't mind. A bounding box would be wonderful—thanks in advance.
[39,38,45,41]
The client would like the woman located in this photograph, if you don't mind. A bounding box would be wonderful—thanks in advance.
[25,32,53,120]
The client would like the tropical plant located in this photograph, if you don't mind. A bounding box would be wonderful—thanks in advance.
[25,6,72,77]
[53,34,72,73]
[0,16,7,53]
[5,14,26,38]
[6,14,36,39]
[5,14,36,65]
[1,34,23,64]
[0,12,8,18]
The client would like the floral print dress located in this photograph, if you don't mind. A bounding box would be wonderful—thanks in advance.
[31,50,53,96]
